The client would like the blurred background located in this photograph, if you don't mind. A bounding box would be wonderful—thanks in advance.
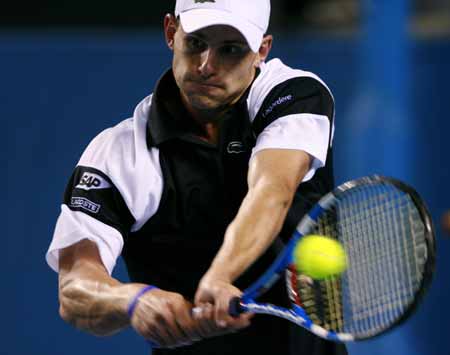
[2,0,450,354]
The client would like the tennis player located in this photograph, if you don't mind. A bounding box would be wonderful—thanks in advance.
[46,0,347,354]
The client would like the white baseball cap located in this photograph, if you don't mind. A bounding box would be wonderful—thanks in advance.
[174,0,271,52]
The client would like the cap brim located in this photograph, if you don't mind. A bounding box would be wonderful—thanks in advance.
[179,9,263,52]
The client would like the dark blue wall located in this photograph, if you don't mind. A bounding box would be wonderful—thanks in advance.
[2,31,449,355]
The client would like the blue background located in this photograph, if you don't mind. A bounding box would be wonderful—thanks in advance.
[2,12,450,355]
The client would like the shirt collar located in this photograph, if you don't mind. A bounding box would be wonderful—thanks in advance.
[147,68,260,148]
[147,69,193,146]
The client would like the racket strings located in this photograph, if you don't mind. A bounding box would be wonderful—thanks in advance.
[340,184,427,337]
[292,183,428,338]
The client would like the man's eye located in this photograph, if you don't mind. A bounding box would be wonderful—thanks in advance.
[186,37,206,51]
[221,45,245,56]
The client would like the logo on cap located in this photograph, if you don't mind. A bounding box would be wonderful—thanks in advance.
[194,0,215,3]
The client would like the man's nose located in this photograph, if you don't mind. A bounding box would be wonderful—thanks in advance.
[198,48,217,78]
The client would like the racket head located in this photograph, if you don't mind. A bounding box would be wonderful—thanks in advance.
[287,175,435,341]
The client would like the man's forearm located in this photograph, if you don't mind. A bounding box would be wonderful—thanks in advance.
[58,262,144,336]
[59,279,121,336]
[204,149,311,284]
[207,181,292,282]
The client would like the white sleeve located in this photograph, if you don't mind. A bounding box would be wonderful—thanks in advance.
[46,205,124,275]
[45,98,164,275]
[251,113,331,182]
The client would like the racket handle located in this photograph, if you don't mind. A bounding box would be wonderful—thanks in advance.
[229,297,244,317]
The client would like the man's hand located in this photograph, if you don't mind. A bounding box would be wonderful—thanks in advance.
[130,287,246,347]
[59,240,208,348]
[194,273,252,330]
[129,288,202,348]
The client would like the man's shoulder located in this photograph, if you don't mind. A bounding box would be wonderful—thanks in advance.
[260,58,317,79]
[252,58,331,96]
[247,59,332,121]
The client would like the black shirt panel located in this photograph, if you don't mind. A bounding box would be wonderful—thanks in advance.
[63,166,135,237]
[124,157,219,295]
[252,76,334,140]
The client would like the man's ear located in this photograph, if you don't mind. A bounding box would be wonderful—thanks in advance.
[256,35,273,67]
[164,14,178,50]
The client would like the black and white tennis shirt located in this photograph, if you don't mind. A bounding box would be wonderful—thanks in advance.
[46,58,335,297]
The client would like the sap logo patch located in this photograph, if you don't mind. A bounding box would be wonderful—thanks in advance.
[76,172,111,191]
[71,197,101,213]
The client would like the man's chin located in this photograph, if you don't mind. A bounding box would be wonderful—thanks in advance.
[188,95,225,112]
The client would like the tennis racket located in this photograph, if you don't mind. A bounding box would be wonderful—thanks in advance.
[229,175,435,342]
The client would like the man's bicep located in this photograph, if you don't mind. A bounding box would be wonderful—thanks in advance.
[248,149,312,193]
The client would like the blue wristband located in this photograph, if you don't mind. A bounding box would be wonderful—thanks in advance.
[127,285,158,319]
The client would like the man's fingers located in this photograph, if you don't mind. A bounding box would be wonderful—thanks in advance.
[215,296,239,328]
[133,315,166,346]
[163,298,204,346]
[194,277,251,335]
[193,303,220,337]
[156,312,186,347]
[172,303,202,342]
[130,290,201,348]
[196,286,247,329]
[214,296,253,330]
[192,303,239,338]
[235,313,252,329]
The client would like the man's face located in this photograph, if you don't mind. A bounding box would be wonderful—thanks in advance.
[170,22,260,118]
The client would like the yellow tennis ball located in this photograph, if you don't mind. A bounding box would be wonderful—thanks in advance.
[294,235,347,279]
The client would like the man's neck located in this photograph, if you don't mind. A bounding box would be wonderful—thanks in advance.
[180,96,231,145]
[187,107,225,144]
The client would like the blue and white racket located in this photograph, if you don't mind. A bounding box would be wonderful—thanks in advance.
[229,175,435,342]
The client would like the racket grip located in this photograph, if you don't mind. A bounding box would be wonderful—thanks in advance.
[229,297,244,317]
